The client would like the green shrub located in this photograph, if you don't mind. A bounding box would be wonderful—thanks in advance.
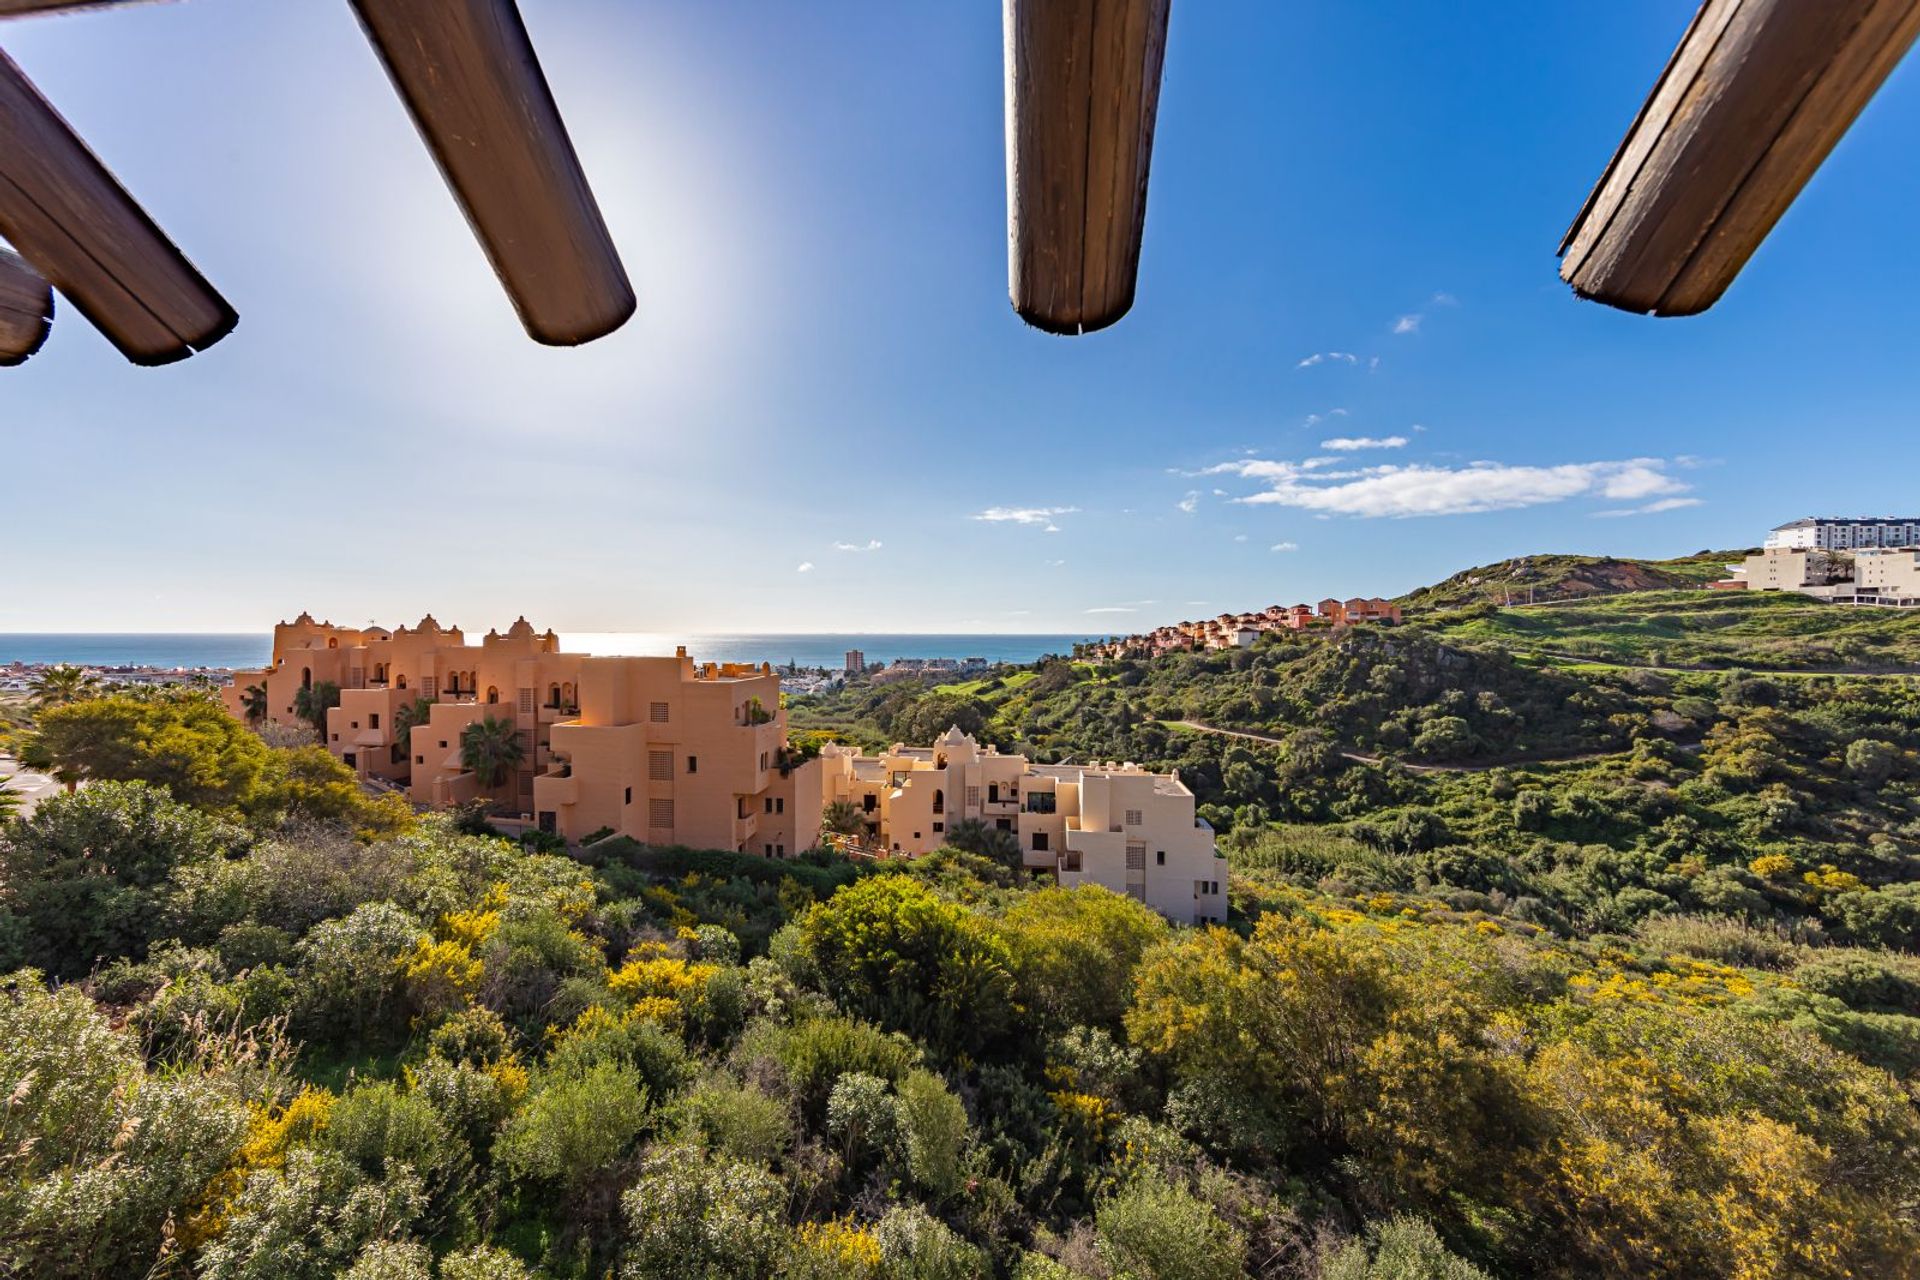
[619,1143,787,1280]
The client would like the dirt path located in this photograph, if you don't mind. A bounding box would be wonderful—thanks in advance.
[1168,720,1661,774]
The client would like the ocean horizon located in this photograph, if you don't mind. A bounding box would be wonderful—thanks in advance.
[0,632,1098,673]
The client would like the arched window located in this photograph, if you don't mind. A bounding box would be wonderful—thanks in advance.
[397,675,408,690]
[932,789,945,814]
[547,683,560,707]
[486,686,499,704]
[327,637,338,649]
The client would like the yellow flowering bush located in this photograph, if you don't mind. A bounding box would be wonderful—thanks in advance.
[181,1086,334,1248]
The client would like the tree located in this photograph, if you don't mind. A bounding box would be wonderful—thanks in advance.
[459,715,524,791]
[391,696,435,753]
[32,693,276,816]
[797,874,1017,1055]
[0,780,241,975]
[997,885,1168,1033]
[943,817,1023,870]
[240,682,270,726]
[294,680,341,741]
[28,663,98,710]
[620,1143,787,1280]
[0,973,248,1278]
[820,799,866,842]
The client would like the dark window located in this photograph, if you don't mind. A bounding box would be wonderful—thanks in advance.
[688,756,698,774]
[995,818,1012,831]
[933,822,944,833]
[863,794,877,813]
[1156,850,1166,866]
[538,811,556,833]
[1033,831,1049,852]
[369,713,380,729]
[625,787,633,804]
[777,798,784,814]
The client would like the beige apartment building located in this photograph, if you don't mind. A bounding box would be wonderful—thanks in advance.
[223,613,821,855]
[1852,548,1920,606]
[1731,547,1852,598]
[818,727,1227,925]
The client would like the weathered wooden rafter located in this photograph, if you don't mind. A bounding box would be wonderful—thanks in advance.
[0,243,52,365]
[1004,0,1169,335]
[1563,0,1920,316]
[0,49,235,364]
[348,0,634,346]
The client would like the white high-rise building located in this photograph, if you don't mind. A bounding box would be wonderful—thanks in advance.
[1767,517,1920,551]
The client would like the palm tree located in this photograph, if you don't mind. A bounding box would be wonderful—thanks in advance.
[293,680,340,740]
[240,683,269,726]
[821,799,866,841]
[29,664,97,710]
[393,696,435,752]
[460,715,524,790]
[944,817,1023,870]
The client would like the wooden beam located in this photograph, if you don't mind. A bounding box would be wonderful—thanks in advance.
[0,244,51,365]
[349,0,634,346]
[0,50,235,364]
[1561,0,1920,316]
[1004,0,1169,335]
[0,1,173,17]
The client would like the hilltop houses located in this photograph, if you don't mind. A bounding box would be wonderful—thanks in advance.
[1716,517,1920,608]
[1086,596,1401,660]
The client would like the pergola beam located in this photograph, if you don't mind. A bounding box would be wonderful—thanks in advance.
[0,1,171,16]
[0,49,235,364]
[0,244,51,364]
[1004,0,1169,335]
[1562,0,1920,316]
[349,0,634,346]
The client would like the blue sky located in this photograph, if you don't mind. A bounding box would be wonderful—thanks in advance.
[4,1,1919,635]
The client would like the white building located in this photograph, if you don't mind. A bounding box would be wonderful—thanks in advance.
[817,727,1228,925]
[1766,517,1920,551]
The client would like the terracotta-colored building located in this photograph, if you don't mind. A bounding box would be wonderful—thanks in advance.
[223,613,820,856]
[817,727,1227,925]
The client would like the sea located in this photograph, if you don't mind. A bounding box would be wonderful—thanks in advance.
[0,632,1095,672]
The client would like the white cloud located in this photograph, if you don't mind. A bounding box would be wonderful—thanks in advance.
[1593,496,1705,518]
[1392,314,1422,335]
[796,561,814,573]
[1297,351,1359,369]
[1177,491,1199,514]
[1085,606,1137,614]
[1045,559,1066,567]
[1303,409,1349,428]
[1271,541,1299,552]
[973,505,1079,530]
[1233,534,1248,542]
[831,539,883,552]
[1320,435,1409,451]
[1204,454,1693,519]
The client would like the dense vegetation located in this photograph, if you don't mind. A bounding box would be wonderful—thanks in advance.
[6,584,1920,1278]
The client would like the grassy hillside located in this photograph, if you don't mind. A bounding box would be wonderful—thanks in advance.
[1420,589,1920,671]
[1398,550,1747,611]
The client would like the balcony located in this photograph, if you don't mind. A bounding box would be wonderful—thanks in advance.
[538,702,580,724]
[534,766,576,806]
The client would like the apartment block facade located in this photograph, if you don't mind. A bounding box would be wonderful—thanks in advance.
[222,613,820,855]
[1767,517,1920,551]
[818,727,1228,925]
